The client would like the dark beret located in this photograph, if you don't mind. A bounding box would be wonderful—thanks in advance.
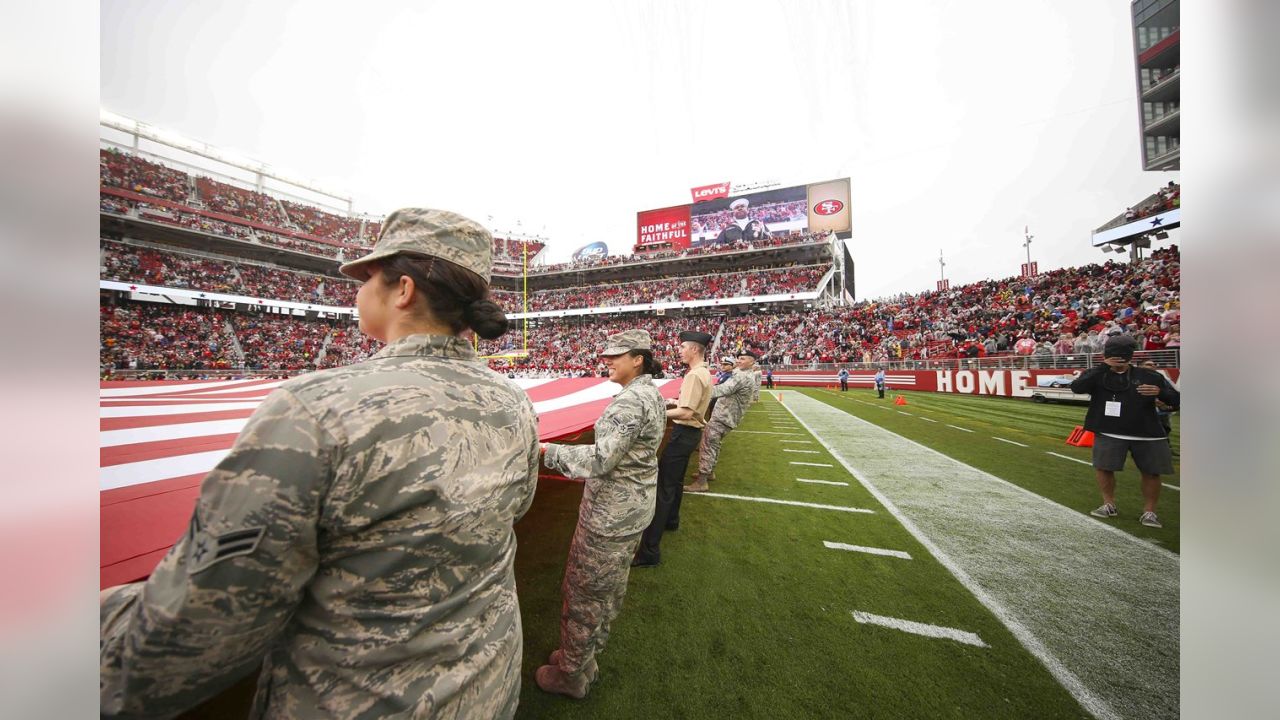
[679,331,713,346]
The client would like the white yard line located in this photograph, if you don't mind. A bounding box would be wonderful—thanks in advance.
[690,491,873,514]
[1046,451,1092,466]
[780,439,813,444]
[993,437,1029,447]
[851,611,987,647]
[782,449,820,454]
[782,393,1179,720]
[946,424,975,433]
[797,478,849,487]
[1162,483,1180,491]
[733,430,803,436]
[790,461,834,468]
[897,411,911,416]
[823,541,911,559]
[919,417,938,423]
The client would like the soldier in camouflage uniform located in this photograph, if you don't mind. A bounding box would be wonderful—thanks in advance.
[686,349,759,493]
[100,209,541,719]
[536,329,667,699]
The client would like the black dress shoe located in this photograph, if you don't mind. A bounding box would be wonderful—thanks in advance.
[631,555,660,568]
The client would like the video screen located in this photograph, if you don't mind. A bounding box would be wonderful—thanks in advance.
[689,186,808,247]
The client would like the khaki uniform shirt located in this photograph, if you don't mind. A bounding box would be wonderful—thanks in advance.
[100,334,540,720]
[543,375,666,537]
[673,364,713,429]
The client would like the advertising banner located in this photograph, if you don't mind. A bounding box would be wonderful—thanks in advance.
[636,205,691,250]
[690,182,730,203]
[806,178,852,235]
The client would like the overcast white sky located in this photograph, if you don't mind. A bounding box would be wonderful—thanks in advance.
[100,0,1179,300]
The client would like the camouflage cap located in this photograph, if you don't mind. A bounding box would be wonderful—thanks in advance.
[601,329,652,356]
[338,208,492,282]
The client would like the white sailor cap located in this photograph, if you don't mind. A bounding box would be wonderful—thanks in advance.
[729,198,749,210]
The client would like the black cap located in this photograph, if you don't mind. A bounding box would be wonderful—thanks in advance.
[678,330,713,347]
[736,349,759,360]
[1103,335,1137,360]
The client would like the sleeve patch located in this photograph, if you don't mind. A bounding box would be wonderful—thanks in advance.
[187,516,266,575]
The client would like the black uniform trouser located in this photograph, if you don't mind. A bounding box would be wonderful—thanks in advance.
[876,384,885,398]
[637,424,702,562]
[840,378,848,391]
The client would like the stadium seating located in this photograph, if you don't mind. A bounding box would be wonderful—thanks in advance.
[101,240,358,306]
[490,264,826,312]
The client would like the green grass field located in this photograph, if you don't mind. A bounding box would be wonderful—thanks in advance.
[512,388,1182,718]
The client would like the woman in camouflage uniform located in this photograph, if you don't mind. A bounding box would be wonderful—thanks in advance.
[100,209,541,719]
[537,329,667,698]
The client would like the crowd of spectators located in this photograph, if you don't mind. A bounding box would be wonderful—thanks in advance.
[489,264,826,312]
[100,149,368,259]
[720,246,1181,366]
[100,303,238,372]
[195,177,291,227]
[1122,182,1180,224]
[100,148,190,203]
[280,199,366,244]
[230,313,332,373]
[101,241,358,305]
[479,315,701,378]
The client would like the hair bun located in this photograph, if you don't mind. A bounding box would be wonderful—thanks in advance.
[464,298,509,340]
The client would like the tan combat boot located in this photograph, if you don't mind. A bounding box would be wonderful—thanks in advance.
[684,474,710,493]
[535,664,591,699]
[549,649,599,685]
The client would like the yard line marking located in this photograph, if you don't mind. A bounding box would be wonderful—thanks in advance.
[824,541,911,559]
[790,461,834,467]
[919,417,938,423]
[1046,451,1092,466]
[783,392,1178,720]
[733,430,803,435]
[691,492,873,514]
[782,449,820,454]
[946,424,974,433]
[851,611,987,648]
[993,437,1029,447]
[897,411,911,416]
[1162,483,1180,491]
[798,478,849,487]
[780,439,813,444]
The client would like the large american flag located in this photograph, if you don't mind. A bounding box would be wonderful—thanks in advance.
[100,376,682,588]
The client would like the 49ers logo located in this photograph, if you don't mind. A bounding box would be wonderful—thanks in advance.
[813,199,844,215]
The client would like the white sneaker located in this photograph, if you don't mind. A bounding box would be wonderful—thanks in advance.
[1139,511,1163,528]
[1090,503,1118,518]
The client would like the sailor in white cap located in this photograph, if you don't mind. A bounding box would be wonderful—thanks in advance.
[714,196,771,245]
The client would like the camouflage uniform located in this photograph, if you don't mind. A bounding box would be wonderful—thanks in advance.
[697,368,757,481]
[101,209,542,720]
[542,350,666,678]
[752,367,763,402]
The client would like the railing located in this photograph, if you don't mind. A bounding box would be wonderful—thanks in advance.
[763,349,1180,372]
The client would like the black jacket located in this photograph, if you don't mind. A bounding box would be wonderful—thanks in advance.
[1069,365,1179,437]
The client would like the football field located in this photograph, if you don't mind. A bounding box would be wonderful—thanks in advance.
[513,389,1179,720]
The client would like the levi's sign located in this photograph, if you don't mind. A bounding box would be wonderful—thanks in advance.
[691,182,730,203]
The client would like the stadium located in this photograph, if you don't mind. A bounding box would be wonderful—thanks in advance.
[95,2,1184,719]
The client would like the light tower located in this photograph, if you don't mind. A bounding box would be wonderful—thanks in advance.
[937,250,949,292]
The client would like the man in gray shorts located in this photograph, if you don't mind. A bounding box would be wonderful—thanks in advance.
[1069,335,1180,527]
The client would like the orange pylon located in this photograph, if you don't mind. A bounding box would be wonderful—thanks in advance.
[894,395,907,406]
[1065,426,1095,447]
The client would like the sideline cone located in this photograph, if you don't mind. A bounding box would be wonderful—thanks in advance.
[894,395,907,406]
[1065,425,1095,447]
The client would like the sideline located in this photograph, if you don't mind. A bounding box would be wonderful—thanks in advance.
[778,392,1179,720]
